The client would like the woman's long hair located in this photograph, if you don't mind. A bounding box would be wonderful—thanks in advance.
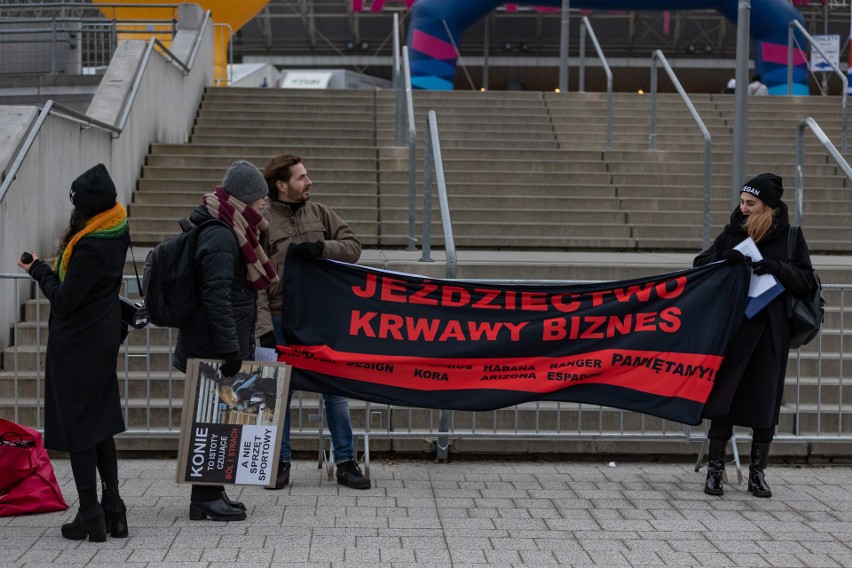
[743,205,777,243]
[60,208,90,248]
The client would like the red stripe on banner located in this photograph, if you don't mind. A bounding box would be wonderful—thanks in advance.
[278,346,720,403]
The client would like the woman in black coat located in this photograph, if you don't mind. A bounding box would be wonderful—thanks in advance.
[694,173,816,498]
[18,164,130,541]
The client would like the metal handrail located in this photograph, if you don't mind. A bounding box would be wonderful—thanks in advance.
[795,117,852,227]
[393,13,403,147]
[116,36,189,133]
[213,22,234,86]
[0,19,174,28]
[0,12,210,204]
[787,19,848,153]
[650,50,712,250]
[420,110,457,280]
[577,16,613,149]
[0,3,180,13]
[403,46,417,252]
[186,8,211,71]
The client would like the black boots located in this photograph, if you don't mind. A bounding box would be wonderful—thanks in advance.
[265,461,291,490]
[189,485,246,521]
[704,438,727,496]
[748,442,772,498]
[189,499,247,521]
[336,460,371,490]
[100,481,129,538]
[62,490,106,542]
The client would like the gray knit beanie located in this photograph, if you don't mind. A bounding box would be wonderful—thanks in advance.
[221,160,267,204]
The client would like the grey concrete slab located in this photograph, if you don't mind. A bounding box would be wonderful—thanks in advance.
[5,459,852,567]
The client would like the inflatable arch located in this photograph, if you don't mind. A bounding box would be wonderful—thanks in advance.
[407,0,808,95]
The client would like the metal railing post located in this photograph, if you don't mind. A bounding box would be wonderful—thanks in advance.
[403,46,417,252]
[393,13,403,147]
[787,20,848,152]
[578,17,612,149]
[428,111,457,279]
[578,23,586,93]
[50,17,57,74]
[796,117,852,227]
[420,117,434,262]
[419,111,457,279]
[649,50,712,250]
[649,57,658,150]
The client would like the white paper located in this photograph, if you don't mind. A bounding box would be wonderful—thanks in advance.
[733,237,774,297]
[254,346,278,362]
[732,237,784,318]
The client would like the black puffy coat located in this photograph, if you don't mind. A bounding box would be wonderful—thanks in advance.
[693,203,815,429]
[173,206,258,373]
[29,233,129,452]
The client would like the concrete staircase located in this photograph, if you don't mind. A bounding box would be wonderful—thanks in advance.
[4,86,852,456]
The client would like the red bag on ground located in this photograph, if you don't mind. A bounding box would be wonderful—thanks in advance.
[0,418,68,517]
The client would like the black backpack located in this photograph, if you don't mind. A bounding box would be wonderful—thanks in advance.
[142,218,227,328]
[787,225,825,349]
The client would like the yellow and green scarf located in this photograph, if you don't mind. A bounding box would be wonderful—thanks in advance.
[54,203,128,281]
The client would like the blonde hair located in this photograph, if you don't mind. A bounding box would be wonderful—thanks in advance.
[743,206,776,242]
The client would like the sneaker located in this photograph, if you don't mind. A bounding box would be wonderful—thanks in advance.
[265,461,290,490]
[336,460,371,490]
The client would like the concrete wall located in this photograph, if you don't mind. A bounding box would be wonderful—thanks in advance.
[0,8,214,350]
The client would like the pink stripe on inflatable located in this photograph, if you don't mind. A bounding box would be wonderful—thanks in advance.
[411,29,457,61]
[762,42,807,66]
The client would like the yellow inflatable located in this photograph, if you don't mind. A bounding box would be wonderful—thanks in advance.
[92,0,269,85]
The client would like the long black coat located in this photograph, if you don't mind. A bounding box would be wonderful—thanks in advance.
[172,206,258,373]
[694,203,815,429]
[29,233,129,452]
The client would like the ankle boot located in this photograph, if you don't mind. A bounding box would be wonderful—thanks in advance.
[748,442,772,498]
[220,489,246,511]
[100,481,129,538]
[62,490,106,542]
[704,438,728,496]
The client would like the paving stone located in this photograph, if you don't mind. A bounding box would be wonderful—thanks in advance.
[8,459,852,567]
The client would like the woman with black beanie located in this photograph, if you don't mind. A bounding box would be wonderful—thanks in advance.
[18,163,130,541]
[694,173,817,498]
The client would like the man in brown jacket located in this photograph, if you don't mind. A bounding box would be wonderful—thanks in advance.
[257,154,369,490]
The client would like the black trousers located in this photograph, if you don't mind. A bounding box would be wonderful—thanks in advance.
[708,416,774,444]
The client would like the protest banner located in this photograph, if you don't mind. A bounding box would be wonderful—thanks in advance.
[176,360,290,487]
[276,258,749,426]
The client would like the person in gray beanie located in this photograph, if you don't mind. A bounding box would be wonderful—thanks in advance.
[221,159,268,205]
[694,173,817,499]
[172,160,278,522]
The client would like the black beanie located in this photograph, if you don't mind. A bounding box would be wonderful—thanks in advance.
[740,173,783,209]
[69,163,117,216]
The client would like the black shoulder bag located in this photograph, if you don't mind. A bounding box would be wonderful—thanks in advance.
[120,229,150,339]
[787,225,825,349]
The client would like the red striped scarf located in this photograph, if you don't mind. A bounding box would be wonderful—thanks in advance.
[203,187,279,290]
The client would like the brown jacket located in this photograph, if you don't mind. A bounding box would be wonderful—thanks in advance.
[256,199,361,337]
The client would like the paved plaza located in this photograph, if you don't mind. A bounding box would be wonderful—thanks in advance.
[3,458,852,567]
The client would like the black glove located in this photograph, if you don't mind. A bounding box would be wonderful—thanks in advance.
[720,249,747,265]
[752,258,781,276]
[258,331,277,350]
[292,241,324,258]
[219,352,243,378]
